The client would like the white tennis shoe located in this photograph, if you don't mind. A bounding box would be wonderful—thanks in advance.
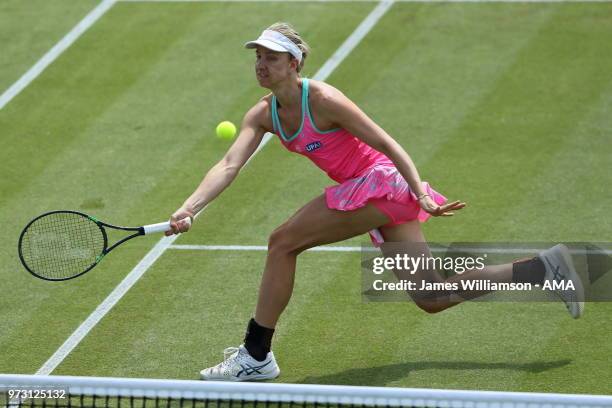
[539,244,585,319]
[200,345,280,382]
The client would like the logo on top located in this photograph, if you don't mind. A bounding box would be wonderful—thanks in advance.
[305,141,322,152]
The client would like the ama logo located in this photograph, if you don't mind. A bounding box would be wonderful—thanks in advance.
[305,141,322,152]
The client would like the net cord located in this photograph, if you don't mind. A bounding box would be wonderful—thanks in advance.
[1,375,612,408]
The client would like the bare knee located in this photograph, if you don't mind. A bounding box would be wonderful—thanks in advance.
[411,293,451,314]
[268,224,304,256]
[414,300,445,314]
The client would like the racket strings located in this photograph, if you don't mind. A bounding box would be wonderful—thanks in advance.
[20,212,105,279]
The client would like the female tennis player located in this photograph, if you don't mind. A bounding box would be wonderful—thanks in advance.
[167,23,584,382]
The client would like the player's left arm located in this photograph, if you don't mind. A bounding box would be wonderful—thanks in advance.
[317,86,464,216]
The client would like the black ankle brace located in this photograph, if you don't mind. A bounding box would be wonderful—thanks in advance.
[512,257,546,285]
[244,318,275,362]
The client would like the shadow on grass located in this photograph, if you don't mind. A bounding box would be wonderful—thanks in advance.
[297,360,571,386]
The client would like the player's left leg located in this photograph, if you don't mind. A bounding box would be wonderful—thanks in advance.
[379,222,584,317]
[378,221,517,313]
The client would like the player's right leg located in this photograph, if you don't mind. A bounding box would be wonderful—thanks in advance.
[200,345,280,382]
[200,194,390,381]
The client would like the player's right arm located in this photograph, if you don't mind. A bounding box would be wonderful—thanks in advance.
[167,101,269,235]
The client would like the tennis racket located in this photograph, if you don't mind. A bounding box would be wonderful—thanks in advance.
[18,210,190,281]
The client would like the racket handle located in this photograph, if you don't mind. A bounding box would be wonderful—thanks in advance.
[143,217,192,235]
[143,221,171,235]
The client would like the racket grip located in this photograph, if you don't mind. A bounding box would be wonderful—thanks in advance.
[143,221,172,235]
[143,217,192,235]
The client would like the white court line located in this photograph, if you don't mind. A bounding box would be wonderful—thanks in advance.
[0,0,117,111]
[169,244,612,255]
[35,0,395,376]
[170,244,369,252]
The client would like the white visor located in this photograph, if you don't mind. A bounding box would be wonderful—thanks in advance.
[244,30,302,63]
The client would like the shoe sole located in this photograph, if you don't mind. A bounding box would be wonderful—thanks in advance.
[200,367,280,382]
[553,244,585,319]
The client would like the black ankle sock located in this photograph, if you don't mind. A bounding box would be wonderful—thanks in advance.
[512,257,546,285]
[244,318,274,362]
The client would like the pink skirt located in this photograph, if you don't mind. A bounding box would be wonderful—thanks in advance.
[324,165,447,246]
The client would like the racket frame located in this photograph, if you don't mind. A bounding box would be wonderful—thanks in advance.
[18,210,150,282]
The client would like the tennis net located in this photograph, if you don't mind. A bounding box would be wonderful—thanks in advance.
[1,374,611,408]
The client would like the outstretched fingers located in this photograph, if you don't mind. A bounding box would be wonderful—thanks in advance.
[437,200,466,216]
[427,200,466,217]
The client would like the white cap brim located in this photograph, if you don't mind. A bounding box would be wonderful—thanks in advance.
[244,39,287,53]
[244,30,302,63]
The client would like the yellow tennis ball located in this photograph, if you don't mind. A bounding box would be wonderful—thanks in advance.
[216,121,236,140]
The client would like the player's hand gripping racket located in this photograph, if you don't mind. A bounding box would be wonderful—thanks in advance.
[18,210,190,281]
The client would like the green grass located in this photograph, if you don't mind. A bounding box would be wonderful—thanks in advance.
[0,0,98,92]
[1,1,611,396]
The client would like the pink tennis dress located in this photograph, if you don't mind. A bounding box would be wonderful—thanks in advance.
[270,78,446,245]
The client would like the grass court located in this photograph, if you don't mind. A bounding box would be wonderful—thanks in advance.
[1,0,611,394]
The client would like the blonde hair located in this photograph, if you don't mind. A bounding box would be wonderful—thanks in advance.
[266,22,310,73]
